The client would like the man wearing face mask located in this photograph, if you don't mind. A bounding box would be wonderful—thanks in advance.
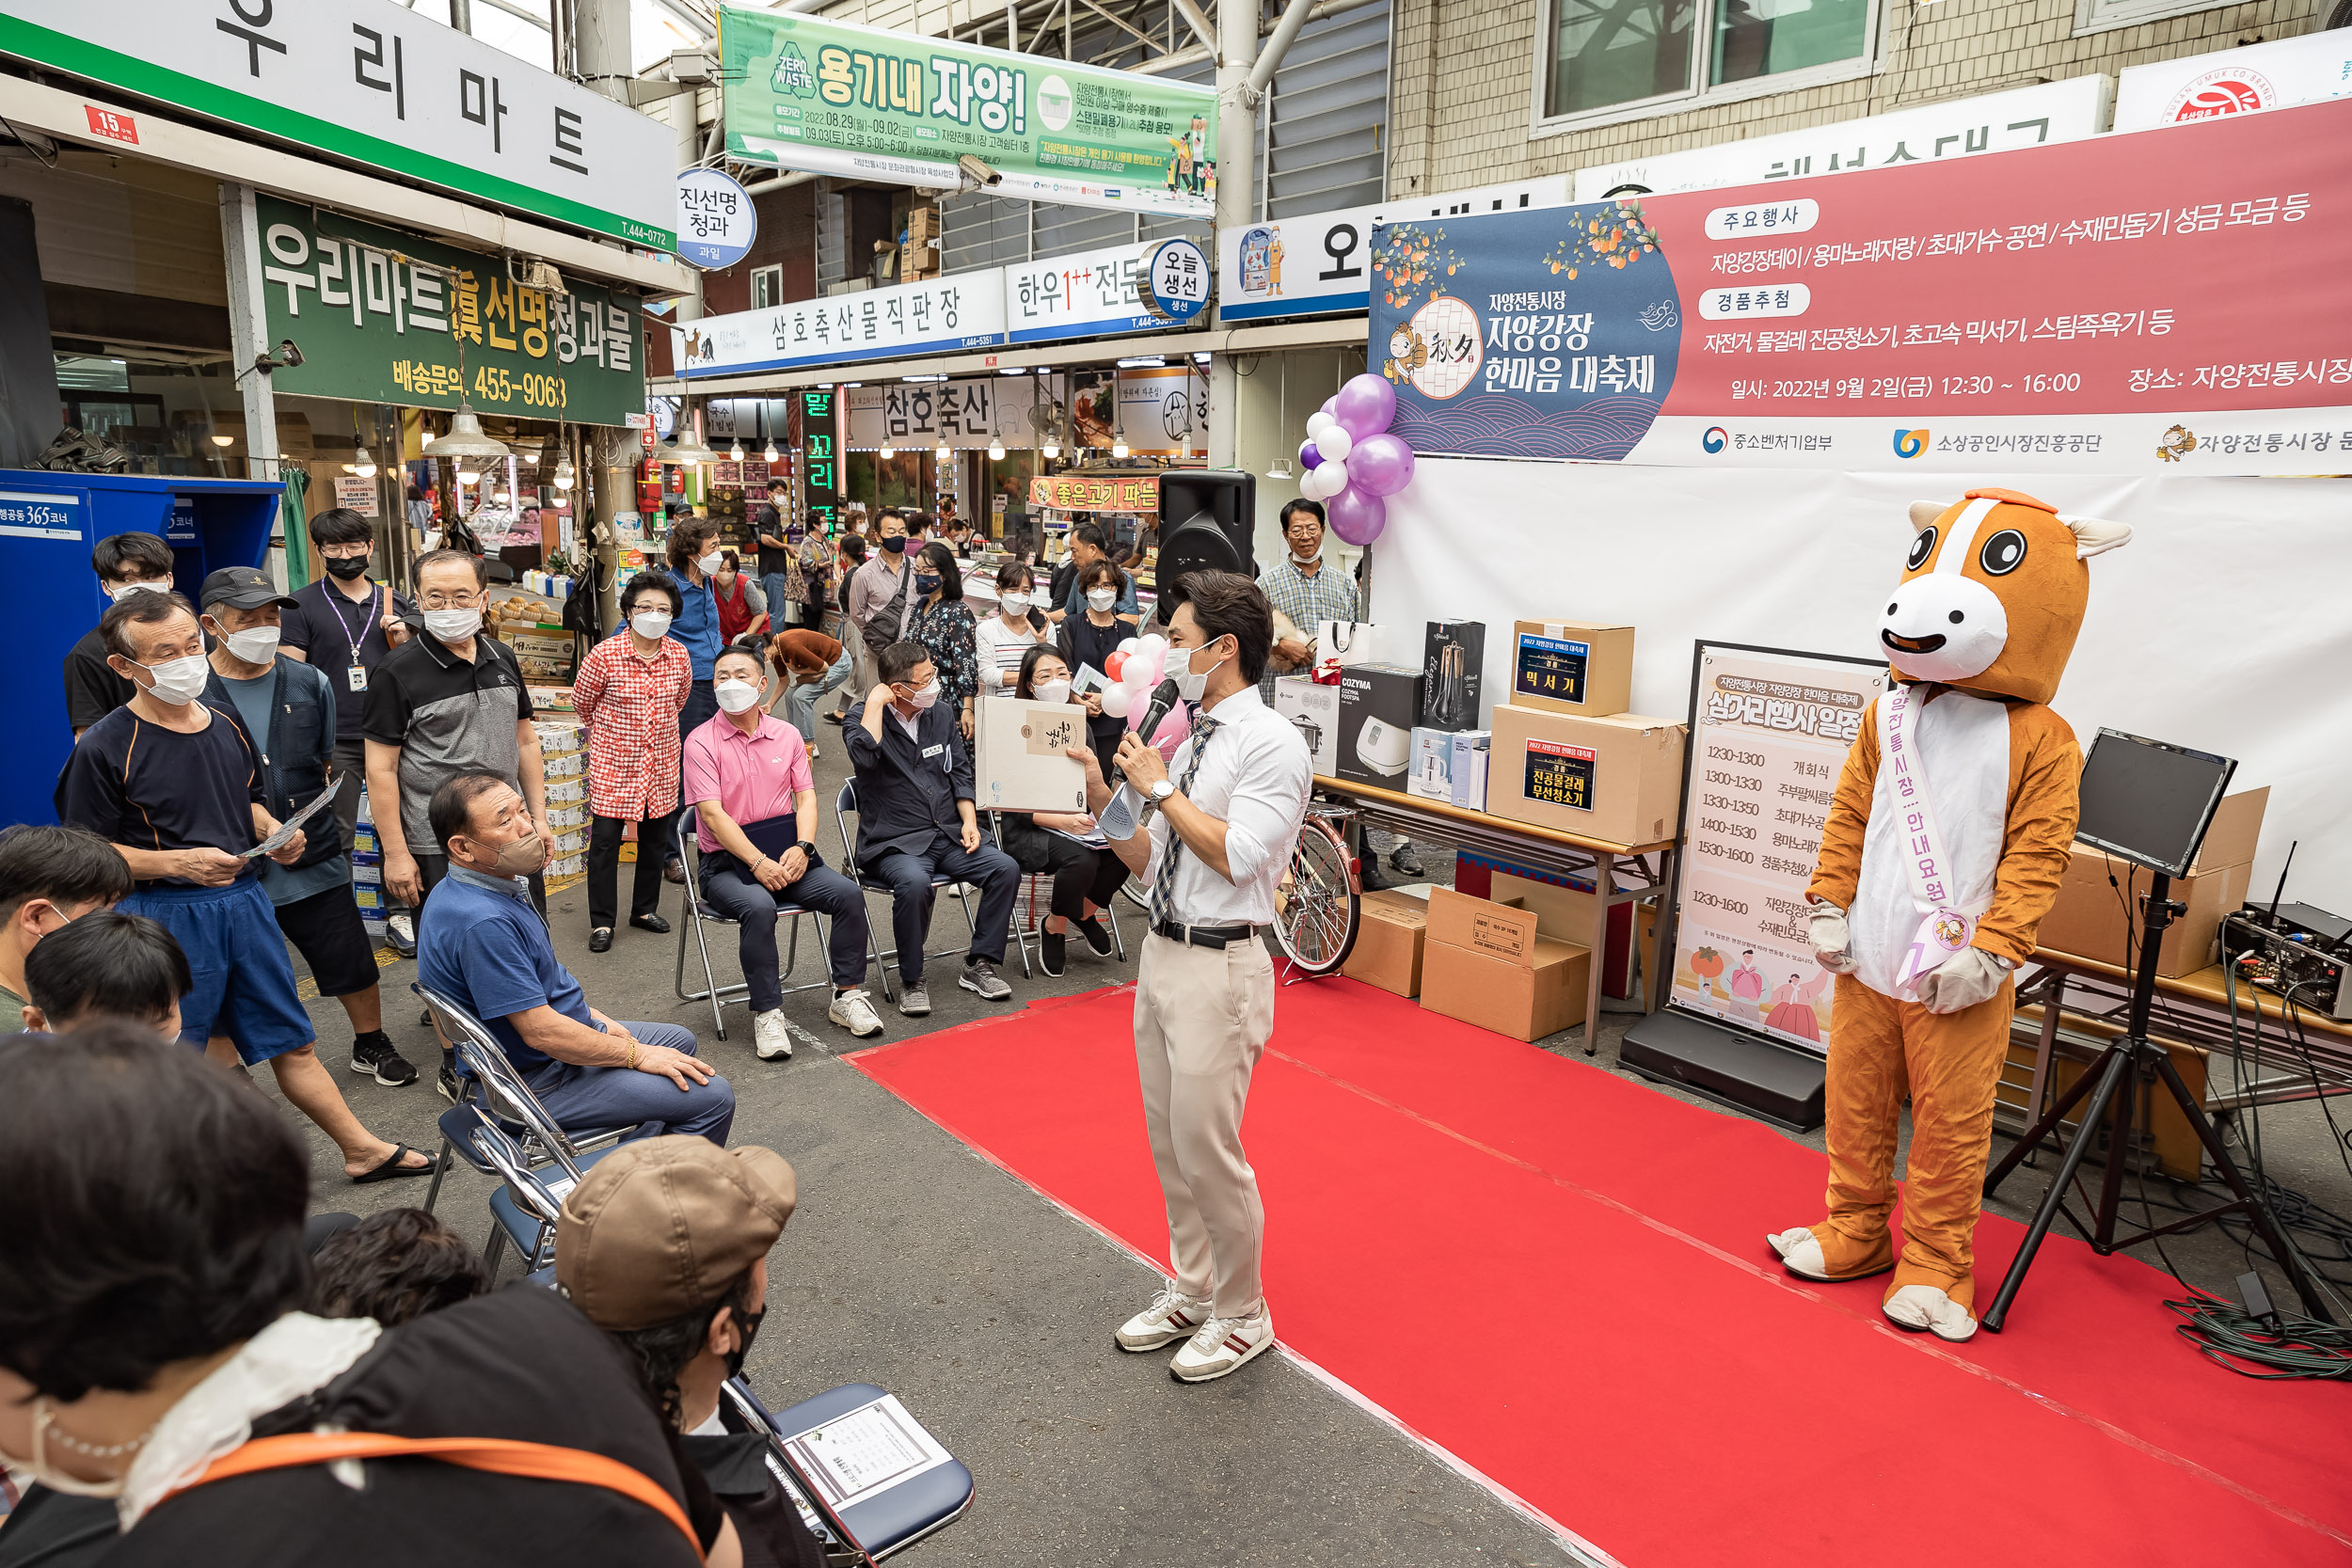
[1069,572,1310,1383]
[846,641,1021,1016]
[1257,498,1356,698]
[416,772,734,1144]
[843,508,916,713]
[61,531,179,740]
[56,591,436,1183]
[198,568,414,1089]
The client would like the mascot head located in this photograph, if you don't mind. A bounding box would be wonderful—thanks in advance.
[1879,488,2130,705]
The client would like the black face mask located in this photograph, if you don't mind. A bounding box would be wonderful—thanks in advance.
[880,535,907,554]
[721,1305,767,1382]
[324,553,373,580]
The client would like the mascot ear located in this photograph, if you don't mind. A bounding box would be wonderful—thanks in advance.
[1906,500,1944,531]
[2057,514,2133,560]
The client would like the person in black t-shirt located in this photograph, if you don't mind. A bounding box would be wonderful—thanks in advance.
[60,530,178,738]
[753,490,794,631]
[0,1025,726,1568]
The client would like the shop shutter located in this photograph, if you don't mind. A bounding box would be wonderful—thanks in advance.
[1262,0,1391,219]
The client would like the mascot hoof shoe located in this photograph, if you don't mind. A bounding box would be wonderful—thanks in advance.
[1884,1284,1978,1343]
[1766,1228,1832,1280]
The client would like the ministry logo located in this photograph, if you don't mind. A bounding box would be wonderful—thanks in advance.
[1701,426,1728,453]
[1892,428,1929,459]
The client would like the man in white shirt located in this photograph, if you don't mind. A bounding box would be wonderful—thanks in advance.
[1071,571,1311,1383]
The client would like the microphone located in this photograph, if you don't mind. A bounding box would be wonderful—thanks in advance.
[1113,677,1184,785]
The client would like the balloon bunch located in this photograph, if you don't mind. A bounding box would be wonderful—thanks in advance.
[1100,630,1191,758]
[1296,372,1416,546]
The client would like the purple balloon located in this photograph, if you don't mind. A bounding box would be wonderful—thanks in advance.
[1298,438,1323,471]
[1348,433,1415,497]
[1327,484,1387,546]
[1333,373,1398,442]
[1319,396,1339,419]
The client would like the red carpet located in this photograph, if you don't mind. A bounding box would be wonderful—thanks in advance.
[850,980,2352,1567]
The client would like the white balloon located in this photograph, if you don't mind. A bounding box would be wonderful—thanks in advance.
[1305,412,1335,440]
[1137,633,1168,654]
[1117,637,1141,655]
[1100,683,1131,718]
[1318,456,1350,494]
[1123,658,1154,687]
[1317,424,1354,462]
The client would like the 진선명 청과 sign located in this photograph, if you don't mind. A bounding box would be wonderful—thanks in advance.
[255,196,644,427]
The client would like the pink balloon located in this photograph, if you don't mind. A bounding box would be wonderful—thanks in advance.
[1319,396,1338,419]
[1141,703,1190,753]
[1348,433,1416,497]
[1333,373,1397,441]
[1327,484,1387,546]
[1299,438,1322,471]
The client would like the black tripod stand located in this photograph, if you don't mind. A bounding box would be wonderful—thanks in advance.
[1979,872,2333,1333]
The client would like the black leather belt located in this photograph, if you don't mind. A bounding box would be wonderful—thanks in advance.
[1151,919,1263,950]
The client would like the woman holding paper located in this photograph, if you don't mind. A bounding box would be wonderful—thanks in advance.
[993,647,1126,975]
[1057,558,1137,783]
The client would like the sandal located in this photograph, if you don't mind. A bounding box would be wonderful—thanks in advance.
[351,1144,438,1184]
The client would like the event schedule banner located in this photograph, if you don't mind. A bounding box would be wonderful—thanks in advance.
[256,197,644,427]
[1368,97,2352,475]
[720,7,1216,219]
[1669,645,1887,1057]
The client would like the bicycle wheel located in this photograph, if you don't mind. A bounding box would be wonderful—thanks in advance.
[1273,817,1359,974]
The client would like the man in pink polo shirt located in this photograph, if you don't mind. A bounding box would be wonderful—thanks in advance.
[683,646,884,1060]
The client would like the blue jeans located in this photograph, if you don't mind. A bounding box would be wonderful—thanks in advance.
[761,572,794,628]
[699,853,871,1007]
[866,830,1022,987]
[782,647,855,743]
[520,1021,735,1145]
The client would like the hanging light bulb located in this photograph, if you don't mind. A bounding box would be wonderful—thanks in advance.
[879,444,896,460]
[551,454,576,490]
[211,433,235,448]
[729,436,746,462]
[454,465,480,484]
[762,436,780,464]
[355,451,378,479]
[1111,433,1129,459]
[519,449,538,464]
[988,436,1006,461]
[934,440,952,462]
[422,402,510,461]
[1041,438,1059,460]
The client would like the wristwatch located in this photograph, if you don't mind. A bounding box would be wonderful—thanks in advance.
[796,840,818,858]
[1149,779,1177,804]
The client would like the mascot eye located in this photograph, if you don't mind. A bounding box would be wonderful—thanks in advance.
[1979,529,2027,576]
[1905,527,1937,572]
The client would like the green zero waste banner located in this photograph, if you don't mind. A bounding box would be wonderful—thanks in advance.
[720,6,1217,220]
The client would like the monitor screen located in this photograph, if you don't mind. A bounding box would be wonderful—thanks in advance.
[2074,729,2235,877]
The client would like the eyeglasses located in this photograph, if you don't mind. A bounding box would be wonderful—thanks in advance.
[419,591,482,610]
[320,546,372,559]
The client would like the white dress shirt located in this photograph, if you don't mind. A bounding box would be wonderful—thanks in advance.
[1142,686,1312,926]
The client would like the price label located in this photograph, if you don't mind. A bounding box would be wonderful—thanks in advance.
[1516,635,1590,705]
[1524,738,1596,811]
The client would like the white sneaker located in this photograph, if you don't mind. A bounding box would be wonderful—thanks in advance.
[1168,1306,1276,1383]
[806,742,820,759]
[752,1008,793,1061]
[828,988,884,1038]
[1115,1287,1212,1353]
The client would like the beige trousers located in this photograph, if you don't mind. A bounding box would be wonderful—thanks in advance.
[1134,930,1277,1318]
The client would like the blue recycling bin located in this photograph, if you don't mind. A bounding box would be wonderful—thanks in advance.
[1,470,282,829]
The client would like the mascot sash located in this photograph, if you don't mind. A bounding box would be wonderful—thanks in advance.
[1880,683,1987,992]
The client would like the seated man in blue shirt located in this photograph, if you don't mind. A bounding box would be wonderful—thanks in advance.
[416,770,734,1144]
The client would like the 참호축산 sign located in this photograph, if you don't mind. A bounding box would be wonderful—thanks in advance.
[676,167,758,270]
[719,5,1217,219]
[1368,95,2352,475]
[0,0,675,248]
[1668,644,1888,1058]
[255,196,645,428]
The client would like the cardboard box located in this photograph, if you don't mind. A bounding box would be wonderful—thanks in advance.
[974,697,1090,812]
[2035,847,2256,977]
[2189,785,2268,875]
[1334,663,1424,788]
[1419,887,1592,1041]
[1450,731,1490,811]
[1510,620,1634,717]
[1486,702,1686,848]
[1273,676,1341,779]
[1408,727,1454,801]
[1421,620,1486,732]
[1343,888,1431,997]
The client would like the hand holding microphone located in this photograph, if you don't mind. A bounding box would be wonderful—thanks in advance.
[1112,677,1184,787]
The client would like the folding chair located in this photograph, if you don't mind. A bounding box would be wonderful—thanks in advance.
[673,802,833,1040]
[833,779,978,1004]
[416,983,629,1215]
[723,1378,975,1563]
[469,1113,601,1276]
[990,812,1125,979]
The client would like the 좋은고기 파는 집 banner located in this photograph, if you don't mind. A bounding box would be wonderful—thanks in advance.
[1366,95,2352,475]
[720,6,1217,220]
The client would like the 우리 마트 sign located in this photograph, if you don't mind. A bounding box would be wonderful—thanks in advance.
[255,196,644,427]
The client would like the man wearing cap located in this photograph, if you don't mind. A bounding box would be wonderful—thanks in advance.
[200,565,418,1089]
[56,587,434,1183]
[559,1135,825,1568]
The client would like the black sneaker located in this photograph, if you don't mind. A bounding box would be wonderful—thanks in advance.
[437,1057,466,1103]
[822,709,848,725]
[1390,842,1424,877]
[350,1034,419,1087]
[1041,927,1066,976]
[1075,914,1114,957]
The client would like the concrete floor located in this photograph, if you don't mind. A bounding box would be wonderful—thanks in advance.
[267,728,2351,1566]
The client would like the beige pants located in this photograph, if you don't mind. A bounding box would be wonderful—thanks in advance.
[1134,930,1276,1318]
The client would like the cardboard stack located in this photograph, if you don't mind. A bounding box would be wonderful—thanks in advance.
[2034,787,2268,976]
[1478,620,1684,848]
[535,719,590,886]
[1418,886,1592,1040]
[1343,886,1433,997]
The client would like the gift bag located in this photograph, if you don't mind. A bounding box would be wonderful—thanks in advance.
[1315,620,1382,672]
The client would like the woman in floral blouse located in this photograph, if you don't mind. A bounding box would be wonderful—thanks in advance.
[571,571,692,953]
[908,540,979,739]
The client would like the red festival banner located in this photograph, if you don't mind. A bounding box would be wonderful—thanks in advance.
[1368,96,2352,474]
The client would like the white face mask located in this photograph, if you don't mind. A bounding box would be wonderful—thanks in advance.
[1034,678,1073,705]
[216,624,280,665]
[714,678,763,715]
[906,679,941,711]
[1165,641,1227,705]
[1085,589,1117,613]
[132,652,213,705]
[696,550,725,576]
[423,607,482,642]
[108,579,174,602]
[630,610,674,641]
[998,593,1031,616]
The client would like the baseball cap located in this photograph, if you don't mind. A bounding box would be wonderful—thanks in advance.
[555,1135,797,1331]
[199,565,299,611]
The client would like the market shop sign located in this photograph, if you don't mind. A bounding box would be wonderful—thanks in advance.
[1005,237,1208,345]
[0,0,675,249]
[1028,474,1157,512]
[256,196,645,428]
[678,271,1006,377]
[720,5,1217,220]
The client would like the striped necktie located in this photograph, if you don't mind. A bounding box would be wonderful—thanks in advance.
[1149,715,1221,925]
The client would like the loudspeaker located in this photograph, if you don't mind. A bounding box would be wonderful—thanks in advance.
[1617,1008,1827,1132]
[1154,470,1255,600]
